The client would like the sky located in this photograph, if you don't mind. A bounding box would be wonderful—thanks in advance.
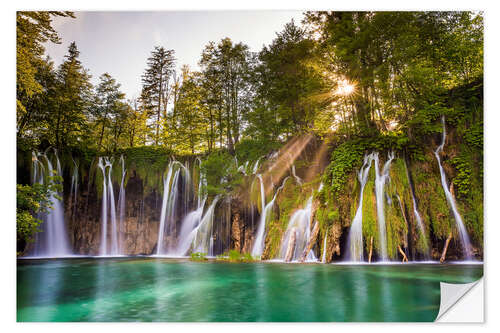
[45,11,305,100]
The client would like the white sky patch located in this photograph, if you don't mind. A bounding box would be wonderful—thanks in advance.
[43,11,305,99]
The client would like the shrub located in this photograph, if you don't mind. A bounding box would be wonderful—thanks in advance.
[190,252,207,261]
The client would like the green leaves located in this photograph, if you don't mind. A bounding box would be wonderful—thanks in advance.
[200,150,242,196]
[16,182,60,243]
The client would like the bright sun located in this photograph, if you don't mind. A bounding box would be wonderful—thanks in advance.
[335,79,355,96]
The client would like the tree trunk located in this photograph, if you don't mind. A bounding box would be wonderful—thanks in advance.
[284,228,297,262]
[156,72,163,146]
[231,212,242,252]
[368,236,374,263]
[299,220,320,263]
[440,232,453,263]
[398,245,409,262]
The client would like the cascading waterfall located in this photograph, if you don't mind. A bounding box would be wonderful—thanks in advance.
[174,198,206,256]
[346,153,375,262]
[279,196,317,262]
[98,157,119,256]
[434,116,473,259]
[291,164,302,185]
[172,162,208,256]
[190,196,220,254]
[251,174,267,256]
[70,158,78,218]
[252,157,262,174]
[156,161,191,255]
[117,155,126,253]
[251,176,289,257]
[156,162,178,255]
[98,158,108,255]
[30,150,72,257]
[374,151,394,261]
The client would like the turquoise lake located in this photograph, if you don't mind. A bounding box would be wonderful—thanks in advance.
[17,258,483,322]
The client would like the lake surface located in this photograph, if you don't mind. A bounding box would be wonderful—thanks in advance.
[17,258,482,322]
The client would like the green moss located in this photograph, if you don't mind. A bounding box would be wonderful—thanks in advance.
[216,250,255,262]
[361,168,377,253]
[190,252,207,261]
[412,154,452,240]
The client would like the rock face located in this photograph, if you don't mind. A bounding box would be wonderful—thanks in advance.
[325,224,342,263]
[67,170,162,255]
[64,171,260,256]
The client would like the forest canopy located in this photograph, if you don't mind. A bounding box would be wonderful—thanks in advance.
[16,11,483,156]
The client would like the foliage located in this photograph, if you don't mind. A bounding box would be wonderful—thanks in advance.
[16,180,61,244]
[463,121,483,149]
[190,252,207,261]
[200,150,242,196]
[216,250,254,262]
[450,155,473,198]
[141,46,176,145]
[234,138,281,165]
[322,139,367,196]
[16,11,74,138]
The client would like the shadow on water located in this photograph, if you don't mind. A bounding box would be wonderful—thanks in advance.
[17,258,483,322]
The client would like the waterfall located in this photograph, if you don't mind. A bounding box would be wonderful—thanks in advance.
[98,157,119,256]
[156,162,178,254]
[156,161,192,255]
[174,199,206,256]
[190,197,220,254]
[291,164,302,185]
[30,150,72,257]
[346,153,375,262]
[321,229,328,263]
[251,176,289,257]
[238,160,249,175]
[252,157,262,174]
[251,174,267,257]
[434,116,473,259]
[279,196,317,262]
[98,158,108,255]
[117,155,126,253]
[70,157,78,218]
[374,151,394,261]
[172,162,208,256]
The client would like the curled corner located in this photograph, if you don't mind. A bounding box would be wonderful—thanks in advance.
[435,278,484,322]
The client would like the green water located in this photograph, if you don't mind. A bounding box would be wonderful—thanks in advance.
[17,258,482,322]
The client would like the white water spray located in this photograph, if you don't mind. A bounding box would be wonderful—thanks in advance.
[321,230,328,263]
[434,116,473,259]
[31,150,72,257]
[98,157,119,255]
[347,153,375,262]
[374,151,394,261]
[251,176,289,257]
[279,196,317,261]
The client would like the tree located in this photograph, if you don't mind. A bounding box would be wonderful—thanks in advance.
[123,98,149,147]
[199,38,252,153]
[304,11,484,138]
[171,66,207,153]
[141,46,176,145]
[51,42,93,148]
[248,20,324,140]
[16,11,74,138]
[92,73,126,151]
